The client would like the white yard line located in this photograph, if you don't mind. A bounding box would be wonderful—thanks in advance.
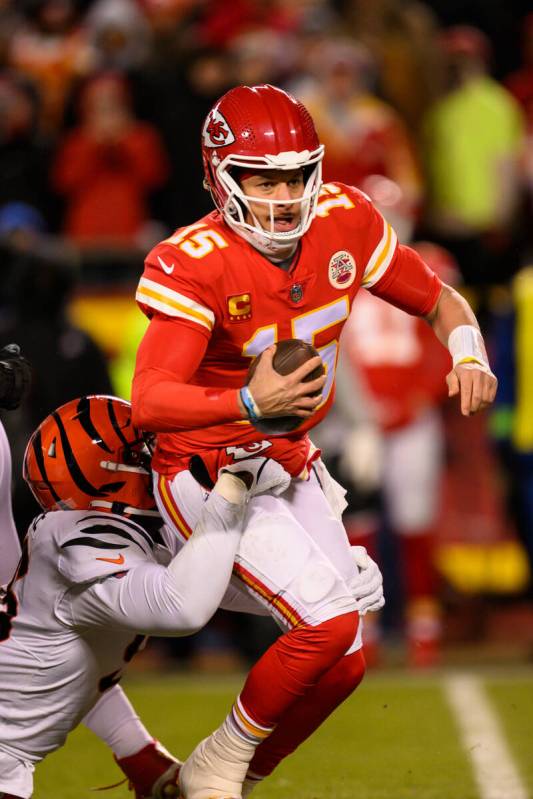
[444,674,529,799]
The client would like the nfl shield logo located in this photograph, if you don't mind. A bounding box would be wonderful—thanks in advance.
[290,283,303,303]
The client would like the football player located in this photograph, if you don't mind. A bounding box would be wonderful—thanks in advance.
[0,343,32,585]
[0,394,292,799]
[132,84,497,798]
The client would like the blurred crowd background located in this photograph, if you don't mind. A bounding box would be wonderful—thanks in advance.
[1,0,533,671]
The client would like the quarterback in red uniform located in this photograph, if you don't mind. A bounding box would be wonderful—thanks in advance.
[132,85,497,798]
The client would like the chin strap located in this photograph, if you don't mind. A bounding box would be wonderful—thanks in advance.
[232,221,300,259]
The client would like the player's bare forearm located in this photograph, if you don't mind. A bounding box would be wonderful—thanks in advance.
[425,284,497,416]
[425,283,479,345]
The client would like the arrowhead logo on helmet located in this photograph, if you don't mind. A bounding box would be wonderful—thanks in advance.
[203,110,235,148]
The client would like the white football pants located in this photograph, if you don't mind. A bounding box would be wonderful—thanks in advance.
[154,462,362,652]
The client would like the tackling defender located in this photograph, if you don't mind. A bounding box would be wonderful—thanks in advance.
[0,394,291,799]
[132,84,497,797]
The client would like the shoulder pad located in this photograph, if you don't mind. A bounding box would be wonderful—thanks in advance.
[56,511,159,585]
[137,235,220,332]
[147,218,230,273]
[315,182,373,224]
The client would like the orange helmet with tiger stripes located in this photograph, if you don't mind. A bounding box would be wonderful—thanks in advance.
[23,395,158,517]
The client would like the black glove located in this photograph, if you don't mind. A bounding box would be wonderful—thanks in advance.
[0,344,32,410]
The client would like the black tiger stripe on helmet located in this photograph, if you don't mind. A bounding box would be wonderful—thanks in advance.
[23,395,158,516]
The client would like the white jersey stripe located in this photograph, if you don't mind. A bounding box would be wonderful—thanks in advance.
[362,219,398,288]
[137,278,215,330]
[136,291,213,331]
[139,277,215,323]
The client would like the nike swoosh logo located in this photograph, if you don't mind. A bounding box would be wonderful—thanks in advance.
[96,553,125,565]
[157,255,175,275]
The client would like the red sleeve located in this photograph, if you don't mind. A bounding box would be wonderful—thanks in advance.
[368,244,442,317]
[131,317,242,432]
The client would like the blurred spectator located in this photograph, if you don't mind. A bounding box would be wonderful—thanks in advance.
[343,0,443,130]
[318,177,459,668]
[8,0,91,132]
[0,73,57,228]
[490,266,533,592]
[139,0,197,29]
[136,47,231,227]
[505,13,533,255]
[293,38,423,210]
[84,0,152,74]
[0,203,113,532]
[227,29,296,87]
[505,13,533,130]
[421,25,525,285]
[52,72,169,247]
[195,0,309,49]
[0,1,23,65]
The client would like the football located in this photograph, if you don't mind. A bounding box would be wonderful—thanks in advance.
[246,338,325,434]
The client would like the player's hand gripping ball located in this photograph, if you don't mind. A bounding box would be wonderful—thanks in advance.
[246,339,325,434]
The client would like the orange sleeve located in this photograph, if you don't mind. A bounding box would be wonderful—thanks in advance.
[132,317,242,432]
[369,244,442,317]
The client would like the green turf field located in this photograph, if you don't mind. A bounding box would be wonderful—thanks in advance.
[34,670,533,799]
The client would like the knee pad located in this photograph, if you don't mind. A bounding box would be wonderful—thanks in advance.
[235,512,358,629]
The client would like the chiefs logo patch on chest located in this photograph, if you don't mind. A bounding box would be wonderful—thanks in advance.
[228,293,252,322]
[328,251,356,289]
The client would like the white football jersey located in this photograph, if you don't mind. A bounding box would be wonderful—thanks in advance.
[0,510,177,763]
[0,420,21,585]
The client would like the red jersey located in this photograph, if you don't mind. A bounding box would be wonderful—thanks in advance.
[135,182,441,472]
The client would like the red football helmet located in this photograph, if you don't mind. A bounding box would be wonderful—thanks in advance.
[23,395,158,517]
[201,84,324,254]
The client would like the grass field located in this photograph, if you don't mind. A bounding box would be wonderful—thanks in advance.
[34,668,533,799]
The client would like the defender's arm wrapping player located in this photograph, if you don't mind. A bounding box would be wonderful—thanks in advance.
[131,85,497,798]
[0,394,291,799]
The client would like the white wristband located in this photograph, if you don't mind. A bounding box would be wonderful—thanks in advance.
[447,325,489,369]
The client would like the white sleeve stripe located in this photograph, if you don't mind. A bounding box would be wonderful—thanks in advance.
[362,222,398,288]
[136,278,215,330]
[364,216,389,276]
[139,277,215,323]
[136,289,213,331]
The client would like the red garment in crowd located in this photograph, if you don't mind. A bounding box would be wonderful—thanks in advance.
[197,0,298,47]
[505,69,533,131]
[53,124,168,244]
[300,92,423,208]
